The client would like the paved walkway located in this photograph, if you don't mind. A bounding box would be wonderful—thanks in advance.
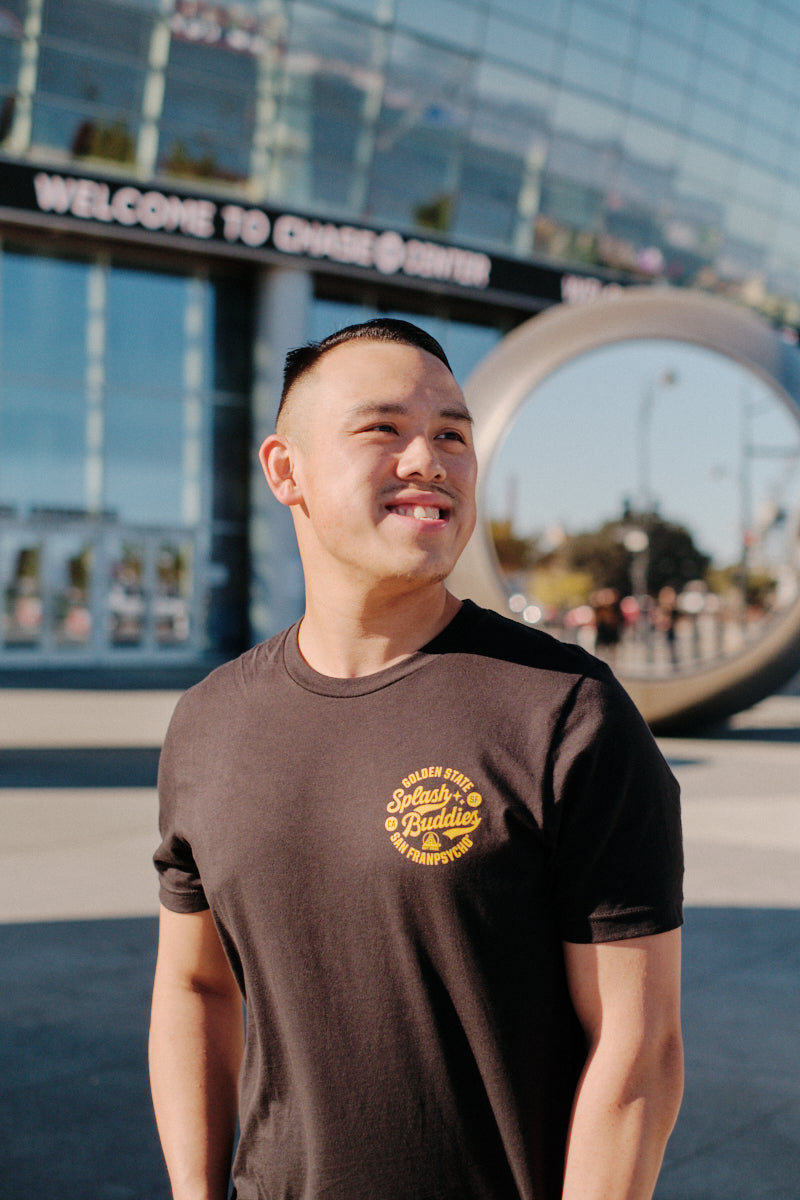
[0,686,798,1199]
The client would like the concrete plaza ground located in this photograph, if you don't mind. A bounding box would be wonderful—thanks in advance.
[0,683,799,1199]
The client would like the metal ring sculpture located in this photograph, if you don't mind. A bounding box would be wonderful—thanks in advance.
[449,287,800,731]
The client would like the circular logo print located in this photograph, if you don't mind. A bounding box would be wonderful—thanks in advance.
[385,765,482,866]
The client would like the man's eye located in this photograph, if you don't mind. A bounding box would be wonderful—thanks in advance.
[435,430,466,442]
[369,423,397,434]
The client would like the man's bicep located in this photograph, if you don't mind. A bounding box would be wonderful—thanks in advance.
[563,929,682,1048]
[154,905,239,998]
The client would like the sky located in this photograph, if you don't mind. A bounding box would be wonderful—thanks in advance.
[483,337,800,571]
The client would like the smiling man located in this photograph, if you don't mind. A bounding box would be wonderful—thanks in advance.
[150,319,684,1200]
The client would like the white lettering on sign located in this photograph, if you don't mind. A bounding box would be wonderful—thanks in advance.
[272,214,491,289]
[561,273,624,304]
[31,173,492,290]
[33,173,216,239]
[221,204,271,247]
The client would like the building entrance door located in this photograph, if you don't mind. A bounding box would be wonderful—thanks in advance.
[0,515,200,665]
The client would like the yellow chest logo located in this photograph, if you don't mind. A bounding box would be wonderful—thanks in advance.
[384,765,483,866]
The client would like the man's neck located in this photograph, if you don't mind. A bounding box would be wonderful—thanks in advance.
[296,585,462,678]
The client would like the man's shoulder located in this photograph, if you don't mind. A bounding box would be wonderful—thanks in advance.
[446,600,614,685]
[169,624,293,723]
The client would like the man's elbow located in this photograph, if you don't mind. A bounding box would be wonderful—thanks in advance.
[632,1023,684,1138]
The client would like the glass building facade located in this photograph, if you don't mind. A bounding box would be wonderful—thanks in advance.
[2,0,800,671]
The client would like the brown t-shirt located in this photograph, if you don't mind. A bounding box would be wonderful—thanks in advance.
[155,600,683,1200]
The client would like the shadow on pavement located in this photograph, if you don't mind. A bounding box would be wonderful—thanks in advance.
[1,908,798,1200]
[0,748,161,788]
[0,917,169,1200]
[656,906,800,1200]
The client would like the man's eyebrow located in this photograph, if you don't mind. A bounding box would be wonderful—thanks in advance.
[346,401,473,424]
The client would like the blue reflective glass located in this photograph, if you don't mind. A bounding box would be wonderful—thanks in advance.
[704,0,758,32]
[37,46,145,110]
[641,0,701,42]
[0,385,86,511]
[41,0,154,57]
[568,1,633,58]
[695,56,745,108]
[1,252,88,379]
[761,5,800,55]
[702,16,751,70]
[752,43,798,98]
[104,268,192,390]
[395,0,483,52]
[747,84,791,134]
[635,30,693,86]
[485,14,558,74]
[0,34,22,98]
[31,99,138,162]
[288,2,383,67]
[493,0,565,30]
[103,390,185,524]
[629,73,686,125]
[687,98,740,148]
[561,45,627,102]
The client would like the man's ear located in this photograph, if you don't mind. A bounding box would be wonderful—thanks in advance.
[259,434,303,506]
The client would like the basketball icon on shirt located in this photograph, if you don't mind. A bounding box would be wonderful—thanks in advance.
[384,764,482,866]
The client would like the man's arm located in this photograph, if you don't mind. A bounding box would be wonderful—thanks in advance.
[561,928,683,1200]
[149,905,245,1200]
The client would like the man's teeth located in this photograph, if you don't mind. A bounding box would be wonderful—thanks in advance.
[395,505,441,519]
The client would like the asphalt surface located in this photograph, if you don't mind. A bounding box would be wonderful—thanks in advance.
[1,683,799,1200]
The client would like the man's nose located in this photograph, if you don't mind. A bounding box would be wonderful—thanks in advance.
[396,435,445,479]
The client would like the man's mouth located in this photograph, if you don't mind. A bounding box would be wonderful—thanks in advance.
[391,504,444,521]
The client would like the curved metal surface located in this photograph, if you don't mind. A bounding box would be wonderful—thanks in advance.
[449,287,800,730]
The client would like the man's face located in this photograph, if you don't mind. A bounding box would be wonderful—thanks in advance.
[279,339,478,600]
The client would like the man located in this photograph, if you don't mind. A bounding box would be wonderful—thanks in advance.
[150,318,683,1200]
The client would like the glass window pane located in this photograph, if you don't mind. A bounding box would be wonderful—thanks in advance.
[761,5,800,56]
[746,84,792,134]
[634,29,693,85]
[493,0,565,30]
[105,268,190,389]
[395,0,483,52]
[485,14,558,74]
[561,46,626,102]
[641,0,701,41]
[104,391,185,524]
[687,98,740,148]
[454,143,523,243]
[37,46,145,110]
[752,43,797,97]
[629,73,686,125]
[0,385,87,512]
[695,56,745,108]
[41,0,154,58]
[702,15,751,70]
[31,99,137,163]
[568,2,633,57]
[1,252,88,380]
[2,534,43,647]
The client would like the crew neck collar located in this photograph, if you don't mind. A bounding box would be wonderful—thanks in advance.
[282,599,481,696]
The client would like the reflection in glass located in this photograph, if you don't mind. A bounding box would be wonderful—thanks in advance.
[2,536,43,647]
[52,534,93,646]
[108,539,145,646]
[0,386,87,513]
[155,540,192,645]
[486,340,800,679]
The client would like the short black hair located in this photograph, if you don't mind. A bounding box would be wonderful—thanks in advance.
[277,318,453,429]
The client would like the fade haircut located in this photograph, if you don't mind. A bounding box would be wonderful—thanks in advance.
[276,318,453,430]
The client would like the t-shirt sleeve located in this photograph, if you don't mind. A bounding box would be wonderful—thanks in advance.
[153,698,210,914]
[551,673,683,944]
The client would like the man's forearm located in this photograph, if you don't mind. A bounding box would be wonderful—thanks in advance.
[149,981,244,1200]
[561,1028,684,1200]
